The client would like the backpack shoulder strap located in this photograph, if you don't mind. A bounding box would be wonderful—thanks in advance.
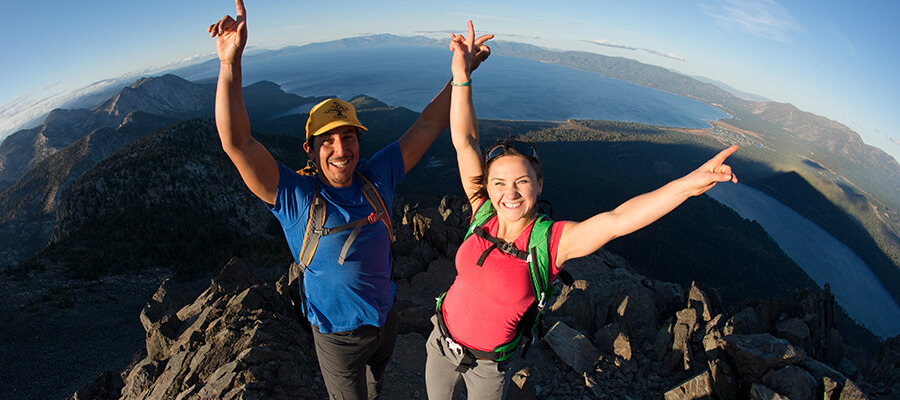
[354,171,392,238]
[526,213,555,308]
[464,199,496,241]
[298,177,326,268]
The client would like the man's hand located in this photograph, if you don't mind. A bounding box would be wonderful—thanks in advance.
[208,0,248,64]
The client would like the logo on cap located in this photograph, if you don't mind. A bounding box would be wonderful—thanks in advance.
[325,102,348,120]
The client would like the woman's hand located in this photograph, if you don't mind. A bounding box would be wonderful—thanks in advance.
[683,145,739,196]
[449,21,493,84]
[208,0,248,64]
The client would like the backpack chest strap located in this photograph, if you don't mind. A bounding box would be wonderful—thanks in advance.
[298,172,392,267]
[472,226,529,266]
[337,210,386,264]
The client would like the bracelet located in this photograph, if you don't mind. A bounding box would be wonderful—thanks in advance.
[451,79,472,87]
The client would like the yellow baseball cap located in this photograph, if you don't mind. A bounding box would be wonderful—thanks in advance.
[305,98,368,141]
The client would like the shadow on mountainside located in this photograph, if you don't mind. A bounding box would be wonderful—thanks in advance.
[65,198,899,400]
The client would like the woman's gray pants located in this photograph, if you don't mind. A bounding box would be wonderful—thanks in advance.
[424,314,519,400]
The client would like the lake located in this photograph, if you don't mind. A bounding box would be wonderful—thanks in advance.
[180,46,729,128]
[707,183,900,339]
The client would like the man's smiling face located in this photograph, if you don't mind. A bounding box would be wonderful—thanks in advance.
[304,125,360,188]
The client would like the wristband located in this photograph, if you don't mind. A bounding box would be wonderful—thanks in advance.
[451,79,472,87]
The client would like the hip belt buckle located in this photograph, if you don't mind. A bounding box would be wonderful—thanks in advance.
[445,337,465,357]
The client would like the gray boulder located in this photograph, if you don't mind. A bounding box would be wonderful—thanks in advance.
[721,334,806,378]
[762,365,817,400]
[544,321,601,375]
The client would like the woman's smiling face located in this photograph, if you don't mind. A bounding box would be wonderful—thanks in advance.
[486,154,543,223]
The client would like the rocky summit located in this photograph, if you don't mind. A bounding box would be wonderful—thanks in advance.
[71,197,898,400]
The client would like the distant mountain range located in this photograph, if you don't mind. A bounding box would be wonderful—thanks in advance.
[688,75,772,102]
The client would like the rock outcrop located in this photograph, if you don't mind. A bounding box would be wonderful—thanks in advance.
[71,197,896,399]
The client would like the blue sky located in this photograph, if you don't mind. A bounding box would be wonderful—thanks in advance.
[3,0,899,161]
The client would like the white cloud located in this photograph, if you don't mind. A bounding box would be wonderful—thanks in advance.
[700,0,801,43]
[584,39,637,51]
[584,40,685,62]
[0,92,65,140]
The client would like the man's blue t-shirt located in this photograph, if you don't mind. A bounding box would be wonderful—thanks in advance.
[269,142,404,333]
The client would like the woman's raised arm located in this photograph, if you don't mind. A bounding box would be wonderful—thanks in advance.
[449,21,486,206]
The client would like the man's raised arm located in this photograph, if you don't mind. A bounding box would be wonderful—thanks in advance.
[209,0,279,204]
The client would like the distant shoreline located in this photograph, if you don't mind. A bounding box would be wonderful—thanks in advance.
[707,183,900,339]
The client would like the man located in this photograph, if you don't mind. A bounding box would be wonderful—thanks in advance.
[208,1,492,398]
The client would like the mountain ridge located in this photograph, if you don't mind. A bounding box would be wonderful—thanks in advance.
[0,76,316,268]
[0,75,213,195]
[93,74,214,120]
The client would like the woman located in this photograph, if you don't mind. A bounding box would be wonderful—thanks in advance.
[424,21,740,400]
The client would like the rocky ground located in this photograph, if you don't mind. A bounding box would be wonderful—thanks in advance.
[3,197,898,400]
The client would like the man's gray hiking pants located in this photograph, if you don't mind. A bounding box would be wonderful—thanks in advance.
[312,306,398,400]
